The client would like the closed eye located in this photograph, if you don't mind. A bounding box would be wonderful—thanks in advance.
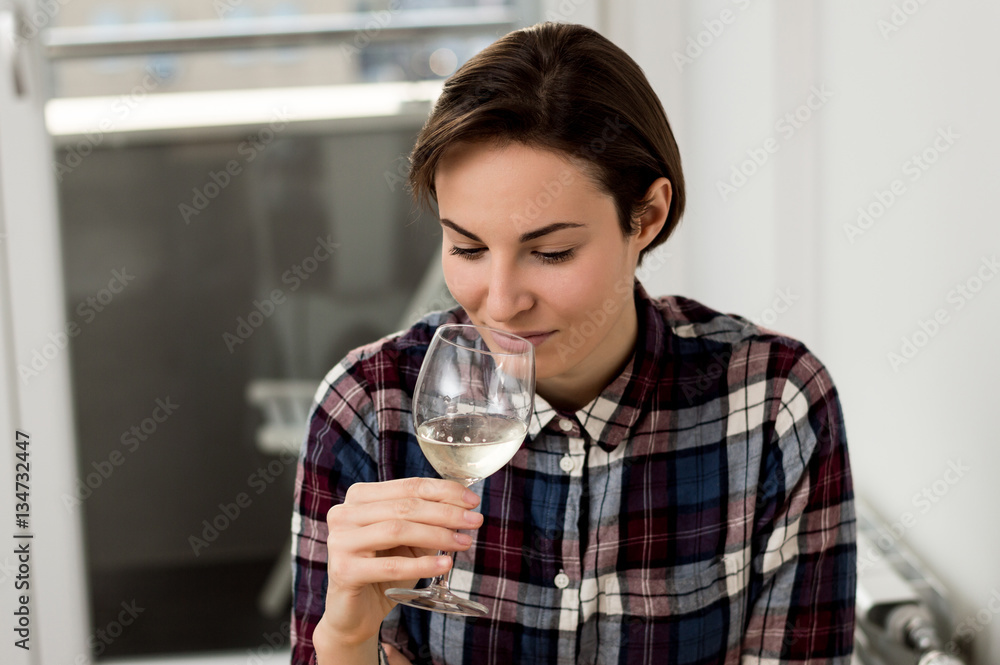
[536,249,575,264]
[448,246,576,264]
[449,245,485,260]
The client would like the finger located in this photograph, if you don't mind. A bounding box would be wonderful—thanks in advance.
[344,477,479,508]
[329,496,484,531]
[331,552,453,588]
[330,519,476,555]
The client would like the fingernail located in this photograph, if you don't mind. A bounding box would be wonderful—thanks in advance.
[454,532,473,546]
[464,511,482,525]
[437,556,452,569]
[463,489,479,506]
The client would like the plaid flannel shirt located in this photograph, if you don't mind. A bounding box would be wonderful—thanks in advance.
[291,282,856,665]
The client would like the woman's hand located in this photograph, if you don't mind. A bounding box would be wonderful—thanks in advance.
[315,477,483,651]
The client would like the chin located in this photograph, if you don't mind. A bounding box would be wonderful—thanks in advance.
[534,352,574,383]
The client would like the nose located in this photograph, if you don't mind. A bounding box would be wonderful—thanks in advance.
[485,257,532,324]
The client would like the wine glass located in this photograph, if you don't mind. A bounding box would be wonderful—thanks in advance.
[384,323,535,616]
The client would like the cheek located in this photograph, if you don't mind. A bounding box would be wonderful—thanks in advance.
[442,258,481,309]
[547,256,627,316]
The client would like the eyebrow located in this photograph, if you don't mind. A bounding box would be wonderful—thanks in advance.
[440,219,585,244]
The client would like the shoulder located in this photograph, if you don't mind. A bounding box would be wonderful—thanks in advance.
[650,293,796,350]
[653,293,819,366]
[645,292,839,410]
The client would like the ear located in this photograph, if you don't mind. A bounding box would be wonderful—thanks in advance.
[633,177,673,252]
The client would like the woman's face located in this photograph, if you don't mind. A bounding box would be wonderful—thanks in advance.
[434,142,666,402]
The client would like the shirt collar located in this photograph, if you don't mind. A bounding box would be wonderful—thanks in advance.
[526,281,667,451]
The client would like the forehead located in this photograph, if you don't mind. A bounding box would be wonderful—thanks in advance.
[434,142,615,226]
[436,142,590,186]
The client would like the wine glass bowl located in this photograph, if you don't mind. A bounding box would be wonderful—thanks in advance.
[384,324,535,616]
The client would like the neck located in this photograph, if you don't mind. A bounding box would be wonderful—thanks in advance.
[536,298,639,413]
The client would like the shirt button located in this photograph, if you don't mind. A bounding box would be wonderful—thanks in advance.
[558,418,574,432]
[559,455,575,473]
[554,572,570,589]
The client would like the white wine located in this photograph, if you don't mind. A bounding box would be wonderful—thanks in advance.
[417,413,527,482]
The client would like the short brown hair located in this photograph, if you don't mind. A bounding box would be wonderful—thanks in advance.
[408,21,685,262]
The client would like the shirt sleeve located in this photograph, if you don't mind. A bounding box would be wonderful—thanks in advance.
[740,349,857,663]
[290,354,383,665]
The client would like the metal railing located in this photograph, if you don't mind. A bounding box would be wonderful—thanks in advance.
[44,6,518,60]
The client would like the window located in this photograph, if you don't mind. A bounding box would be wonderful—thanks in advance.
[46,0,535,658]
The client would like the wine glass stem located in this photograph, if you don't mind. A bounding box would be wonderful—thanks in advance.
[427,478,476,591]
[427,550,451,590]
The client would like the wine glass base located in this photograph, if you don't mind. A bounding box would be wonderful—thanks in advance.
[385,587,488,617]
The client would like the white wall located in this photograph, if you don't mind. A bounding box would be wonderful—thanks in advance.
[600,0,1000,662]
[0,0,90,662]
[818,3,1000,662]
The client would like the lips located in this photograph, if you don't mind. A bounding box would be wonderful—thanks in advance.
[492,330,554,350]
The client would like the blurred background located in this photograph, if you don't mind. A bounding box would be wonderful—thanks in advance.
[0,1,998,664]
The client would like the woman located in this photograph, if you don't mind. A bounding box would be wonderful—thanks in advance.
[291,22,856,665]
